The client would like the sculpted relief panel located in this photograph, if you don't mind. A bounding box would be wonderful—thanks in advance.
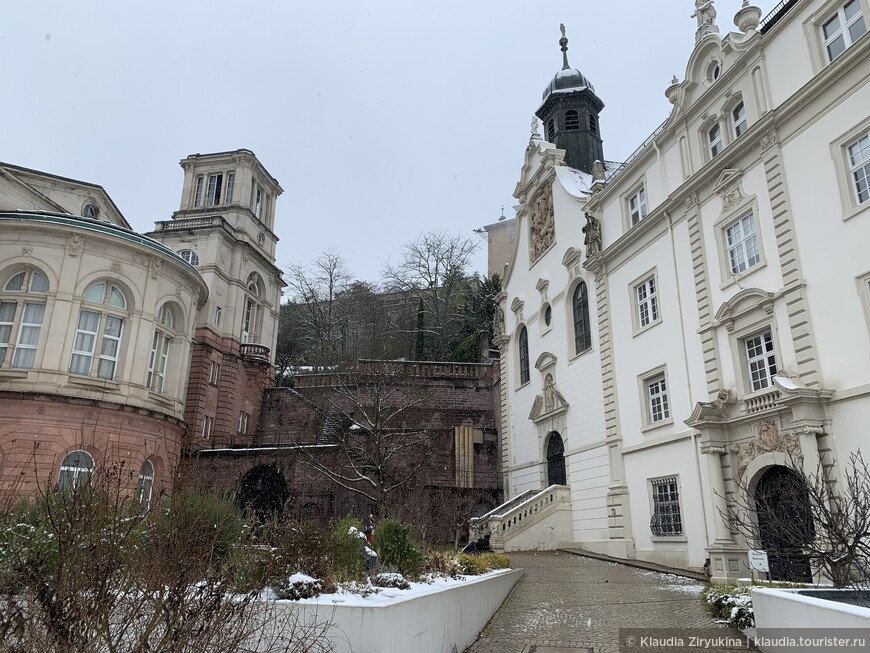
[729,418,802,480]
[529,183,554,263]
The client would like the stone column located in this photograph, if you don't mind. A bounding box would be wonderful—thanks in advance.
[701,444,733,545]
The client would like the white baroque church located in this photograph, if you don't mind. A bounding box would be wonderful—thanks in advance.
[487,0,870,581]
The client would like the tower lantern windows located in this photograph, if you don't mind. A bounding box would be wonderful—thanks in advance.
[565,110,579,130]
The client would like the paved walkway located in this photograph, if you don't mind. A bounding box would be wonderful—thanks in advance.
[466,551,750,653]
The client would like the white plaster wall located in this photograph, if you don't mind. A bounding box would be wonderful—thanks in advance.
[752,588,870,635]
[567,444,609,542]
[255,570,524,653]
[780,80,870,391]
[624,438,709,569]
[762,2,825,110]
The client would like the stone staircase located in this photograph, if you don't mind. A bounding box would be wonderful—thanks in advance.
[470,485,572,552]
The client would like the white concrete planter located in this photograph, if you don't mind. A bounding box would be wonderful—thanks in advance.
[752,587,870,648]
[255,568,523,653]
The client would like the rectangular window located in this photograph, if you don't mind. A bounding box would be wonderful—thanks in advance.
[725,212,760,274]
[635,277,658,328]
[202,415,214,439]
[70,310,100,376]
[206,173,223,207]
[97,316,123,380]
[847,132,870,204]
[732,102,748,138]
[242,298,254,343]
[193,175,204,208]
[209,361,221,385]
[650,477,683,536]
[214,305,222,327]
[745,330,778,392]
[13,302,44,369]
[225,172,235,204]
[0,301,17,366]
[254,186,263,218]
[709,123,723,158]
[646,374,670,423]
[238,411,249,435]
[146,330,160,389]
[822,0,867,62]
[628,187,647,225]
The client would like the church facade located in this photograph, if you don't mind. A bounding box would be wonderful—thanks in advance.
[494,0,870,580]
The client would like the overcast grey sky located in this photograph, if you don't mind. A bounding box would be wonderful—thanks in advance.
[1,1,760,286]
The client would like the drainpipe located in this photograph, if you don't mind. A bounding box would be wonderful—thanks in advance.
[665,206,711,552]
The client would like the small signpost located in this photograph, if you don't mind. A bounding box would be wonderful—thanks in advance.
[748,549,770,581]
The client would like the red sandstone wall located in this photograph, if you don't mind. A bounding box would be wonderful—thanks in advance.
[0,391,183,498]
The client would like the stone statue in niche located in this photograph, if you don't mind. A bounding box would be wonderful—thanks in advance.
[583,212,601,256]
[493,305,505,338]
[544,374,557,412]
[529,184,555,261]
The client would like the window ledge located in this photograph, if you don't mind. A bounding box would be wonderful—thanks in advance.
[842,200,869,222]
[67,375,121,391]
[719,259,767,291]
[632,317,663,338]
[147,391,173,406]
[641,417,674,433]
[651,535,688,543]
[568,347,594,364]
[515,381,531,392]
[0,369,29,380]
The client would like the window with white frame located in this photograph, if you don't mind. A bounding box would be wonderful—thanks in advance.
[708,123,723,158]
[82,203,99,220]
[0,269,49,370]
[146,304,175,393]
[178,249,199,266]
[744,329,778,392]
[69,281,127,380]
[209,361,221,385]
[206,173,223,206]
[58,450,94,491]
[193,175,204,208]
[645,372,670,424]
[225,172,235,204]
[628,187,648,225]
[238,411,249,435]
[732,101,748,138]
[518,325,530,385]
[202,415,214,439]
[635,276,659,328]
[650,477,683,536]
[725,212,760,275]
[821,0,867,62]
[251,180,264,219]
[847,131,870,204]
[572,281,592,354]
[242,274,264,344]
[214,305,222,327]
[136,459,154,508]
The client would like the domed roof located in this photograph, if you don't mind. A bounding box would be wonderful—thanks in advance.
[542,67,595,101]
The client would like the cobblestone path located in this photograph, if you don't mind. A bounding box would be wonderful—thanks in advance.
[466,551,749,653]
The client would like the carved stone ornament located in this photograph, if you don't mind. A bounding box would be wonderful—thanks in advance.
[68,234,84,257]
[493,305,505,338]
[683,193,698,212]
[729,418,802,479]
[149,257,161,280]
[529,183,555,262]
[175,286,183,298]
[721,186,743,211]
[582,212,601,256]
[21,247,33,256]
[111,262,122,273]
[529,375,569,423]
[760,130,777,151]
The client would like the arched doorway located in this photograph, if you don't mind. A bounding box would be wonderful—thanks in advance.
[546,432,566,486]
[237,465,289,520]
[754,466,813,582]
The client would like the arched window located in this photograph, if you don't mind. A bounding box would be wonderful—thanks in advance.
[1,268,49,369]
[546,118,556,141]
[572,281,591,354]
[518,325,530,385]
[147,303,177,393]
[58,450,94,491]
[136,459,155,507]
[178,249,199,266]
[82,203,99,220]
[565,109,579,130]
[242,273,264,344]
[70,281,128,380]
[589,114,598,136]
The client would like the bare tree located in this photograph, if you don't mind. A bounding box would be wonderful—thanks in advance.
[293,363,434,515]
[285,249,353,370]
[726,449,870,593]
[0,465,334,652]
[381,229,479,361]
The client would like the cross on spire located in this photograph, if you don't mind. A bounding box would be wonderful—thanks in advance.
[559,24,570,70]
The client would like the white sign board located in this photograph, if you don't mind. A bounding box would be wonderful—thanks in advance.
[748,549,769,573]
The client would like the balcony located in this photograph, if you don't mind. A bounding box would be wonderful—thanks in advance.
[240,343,270,363]
[742,388,781,414]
